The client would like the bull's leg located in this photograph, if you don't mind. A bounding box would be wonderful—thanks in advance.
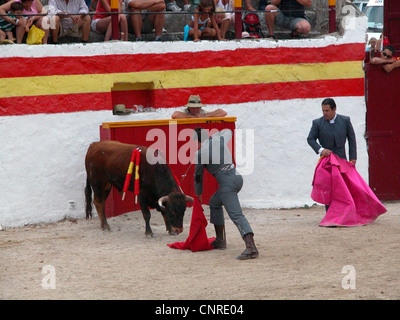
[93,195,111,231]
[92,183,112,231]
[138,196,153,237]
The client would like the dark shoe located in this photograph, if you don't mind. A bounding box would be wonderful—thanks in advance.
[291,31,300,39]
[211,225,226,249]
[236,233,259,260]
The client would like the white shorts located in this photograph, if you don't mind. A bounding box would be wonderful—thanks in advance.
[91,19,99,32]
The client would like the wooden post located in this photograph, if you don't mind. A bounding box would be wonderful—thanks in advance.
[329,0,336,33]
[111,0,119,40]
[234,0,242,39]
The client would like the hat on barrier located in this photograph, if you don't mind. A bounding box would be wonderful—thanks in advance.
[113,104,132,115]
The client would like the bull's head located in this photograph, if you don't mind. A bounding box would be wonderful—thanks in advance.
[158,193,194,234]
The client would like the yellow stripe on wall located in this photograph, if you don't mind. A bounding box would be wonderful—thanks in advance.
[0,61,363,98]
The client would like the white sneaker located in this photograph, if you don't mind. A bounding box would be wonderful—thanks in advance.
[152,28,167,33]
[183,4,191,11]
[167,1,182,11]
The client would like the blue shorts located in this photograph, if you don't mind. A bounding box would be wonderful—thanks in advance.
[183,24,204,41]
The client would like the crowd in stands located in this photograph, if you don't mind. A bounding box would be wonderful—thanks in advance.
[0,0,318,44]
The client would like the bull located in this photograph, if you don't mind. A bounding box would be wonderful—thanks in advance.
[84,140,193,237]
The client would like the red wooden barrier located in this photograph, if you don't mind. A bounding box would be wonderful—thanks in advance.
[365,62,400,201]
[100,117,236,218]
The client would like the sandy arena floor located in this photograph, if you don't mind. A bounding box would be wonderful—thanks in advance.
[1,202,399,300]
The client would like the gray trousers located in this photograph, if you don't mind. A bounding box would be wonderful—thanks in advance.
[209,169,253,238]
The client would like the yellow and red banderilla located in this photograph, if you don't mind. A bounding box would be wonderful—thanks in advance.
[122,148,141,203]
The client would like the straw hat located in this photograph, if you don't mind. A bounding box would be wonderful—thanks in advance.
[113,104,132,115]
[186,95,203,108]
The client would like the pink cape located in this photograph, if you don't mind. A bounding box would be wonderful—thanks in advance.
[167,196,215,252]
[311,153,386,227]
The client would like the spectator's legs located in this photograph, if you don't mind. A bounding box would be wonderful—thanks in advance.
[200,27,216,40]
[35,17,50,44]
[50,15,60,43]
[0,29,5,41]
[293,19,311,35]
[81,15,91,42]
[149,13,165,37]
[119,14,129,40]
[131,10,143,38]
[15,18,27,44]
[244,0,255,11]
[95,17,112,41]
[265,4,278,37]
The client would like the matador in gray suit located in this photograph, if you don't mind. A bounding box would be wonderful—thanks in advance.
[193,127,258,260]
[307,98,357,164]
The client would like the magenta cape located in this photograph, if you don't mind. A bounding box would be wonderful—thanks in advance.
[311,153,386,227]
[167,196,215,252]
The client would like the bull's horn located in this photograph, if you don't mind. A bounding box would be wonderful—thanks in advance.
[185,195,194,203]
[158,196,169,208]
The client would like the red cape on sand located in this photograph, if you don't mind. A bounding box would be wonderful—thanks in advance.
[311,153,386,227]
[167,196,215,251]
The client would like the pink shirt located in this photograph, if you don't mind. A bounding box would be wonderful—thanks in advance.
[14,0,39,16]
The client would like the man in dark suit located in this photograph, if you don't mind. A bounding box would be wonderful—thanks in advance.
[307,98,357,164]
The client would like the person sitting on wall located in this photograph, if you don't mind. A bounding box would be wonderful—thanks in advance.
[264,0,311,40]
[48,0,91,44]
[371,44,400,73]
[91,0,128,41]
[0,0,51,44]
[171,95,227,119]
[366,37,377,59]
[214,0,233,39]
[127,0,165,41]
[0,1,23,43]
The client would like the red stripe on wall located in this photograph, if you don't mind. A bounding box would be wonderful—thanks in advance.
[0,78,364,116]
[0,43,365,79]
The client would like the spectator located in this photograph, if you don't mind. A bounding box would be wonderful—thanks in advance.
[214,0,232,39]
[371,44,400,73]
[48,0,91,44]
[0,1,23,42]
[264,0,311,40]
[0,0,50,44]
[127,0,165,41]
[91,0,128,41]
[183,0,222,41]
[171,95,227,119]
[366,37,377,59]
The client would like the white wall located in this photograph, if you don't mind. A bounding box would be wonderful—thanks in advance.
[0,96,367,227]
[0,16,368,227]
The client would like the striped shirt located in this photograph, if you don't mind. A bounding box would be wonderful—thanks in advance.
[0,14,16,32]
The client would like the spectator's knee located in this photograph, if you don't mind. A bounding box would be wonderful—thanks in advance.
[298,22,311,34]
[265,4,277,14]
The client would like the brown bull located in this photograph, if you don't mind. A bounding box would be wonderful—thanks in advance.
[84,140,193,236]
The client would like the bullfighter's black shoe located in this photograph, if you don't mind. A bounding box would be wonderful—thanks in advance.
[236,233,259,260]
[211,225,226,249]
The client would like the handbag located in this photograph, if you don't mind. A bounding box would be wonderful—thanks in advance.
[26,24,45,45]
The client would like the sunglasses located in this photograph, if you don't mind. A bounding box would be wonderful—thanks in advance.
[383,52,393,59]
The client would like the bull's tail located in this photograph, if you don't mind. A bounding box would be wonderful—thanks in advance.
[85,177,93,220]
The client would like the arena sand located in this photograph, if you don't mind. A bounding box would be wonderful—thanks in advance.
[1,202,399,300]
